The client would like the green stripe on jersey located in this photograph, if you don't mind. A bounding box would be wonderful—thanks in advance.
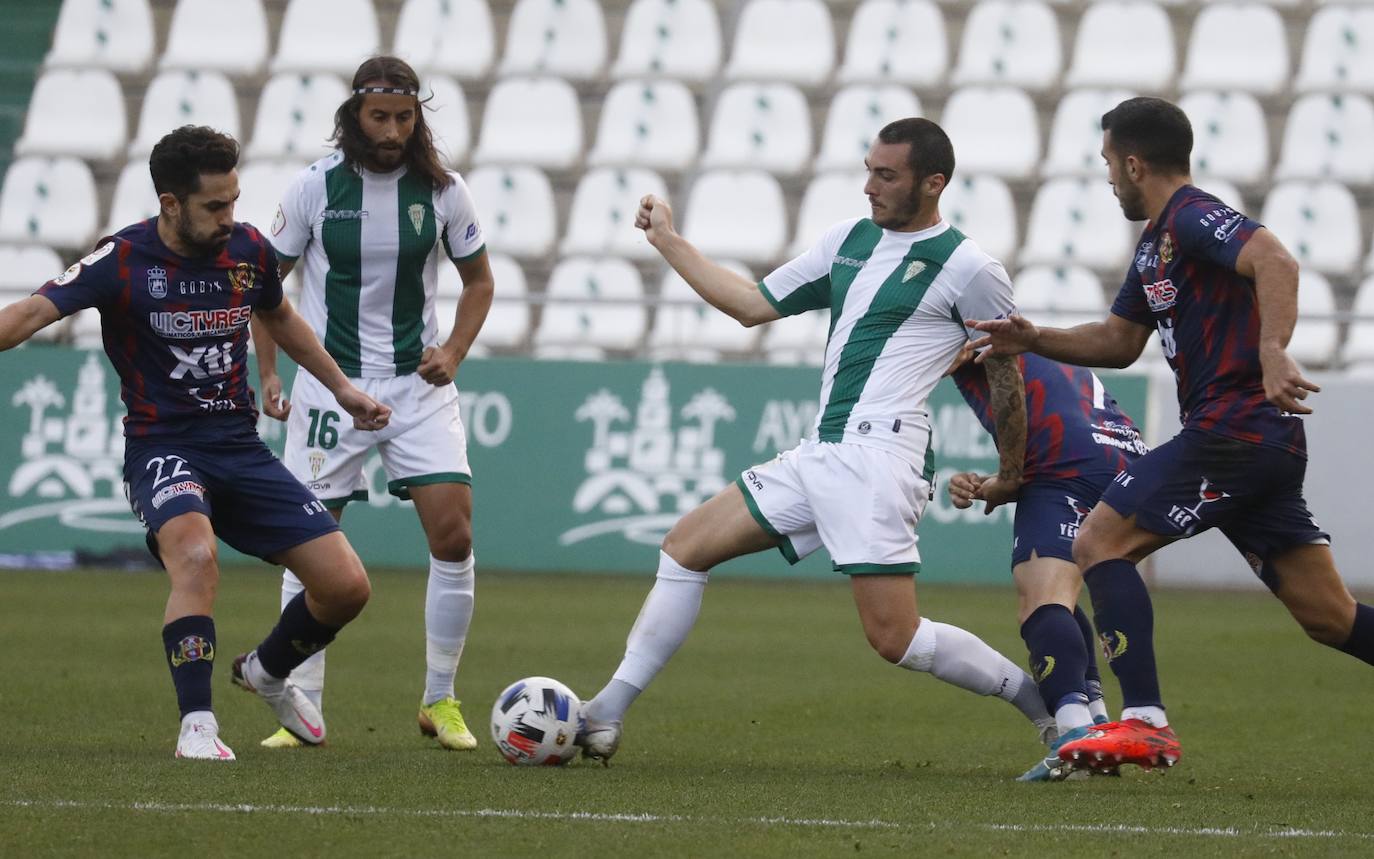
[321,162,364,376]
[818,227,965,442]
[826,220,884,340]
[393,172,438,374]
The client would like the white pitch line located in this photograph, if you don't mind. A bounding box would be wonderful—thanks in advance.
[5,800,1374,841]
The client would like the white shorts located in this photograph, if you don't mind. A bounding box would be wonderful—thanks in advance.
[736,439,932,574]
[283,371,471,507]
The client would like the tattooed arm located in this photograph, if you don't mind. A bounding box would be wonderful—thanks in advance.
[977,353,1027,511]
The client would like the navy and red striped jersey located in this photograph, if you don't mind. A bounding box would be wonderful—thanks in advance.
[35,218,283,437]
[1110,185,1306,456]
[952,353,1146,481]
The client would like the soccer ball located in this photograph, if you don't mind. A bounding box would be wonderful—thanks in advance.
[490,676,584,766]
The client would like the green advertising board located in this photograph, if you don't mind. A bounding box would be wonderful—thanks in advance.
[0,347,1147,583]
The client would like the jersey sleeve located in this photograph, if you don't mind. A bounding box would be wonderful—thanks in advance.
[953,260,1017,340]
[1109,263,1152,326]
[758,218,857,317]
[268,168,315,260]
[1172,197,1261,271]
[33,240,123,317]
[441,172,486,263]
[254,230,285,312]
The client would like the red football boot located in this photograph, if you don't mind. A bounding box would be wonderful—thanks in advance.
[1057,719,1182,771]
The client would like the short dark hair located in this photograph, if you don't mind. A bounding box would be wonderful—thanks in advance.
[876,117,956,183]
[148,125,239,200]
[1101,97,1193,175]
[334,55,451,189]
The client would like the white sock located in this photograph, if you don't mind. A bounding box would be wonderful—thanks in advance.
[898,619,1050,726]
[423,553,475,706]
[1121,705,1168,728]
[180,709,217,732]
[244,650,284,691]
[280,569,325,710]
[588,552,706,724]
[1088,697,1109,723]
[1055,701,1093,735]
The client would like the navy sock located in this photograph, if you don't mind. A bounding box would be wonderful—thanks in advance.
[163,615,215,719]
[254,592,341,679]
[1020,604,1089,713]
[1073,604,1104,699]
[1083,559,1163,710]
[1339,603,1374,666]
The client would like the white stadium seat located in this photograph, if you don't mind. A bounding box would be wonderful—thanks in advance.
[940,175,1017,264]
[15,69,126,161]
[471,77,583,170]
[0,157,99,250]
[1195,178,1248,219]
[724,0,836,87]
[941,86,1040,180]
[1012,265,1105,329]
[500,0,607,81]
[761,309,830,366]
[951,0,1061,92]
[1295,7,1374,94]
[587,79,700,172]
[1342,275,1374,370]
[1042,88,1135,178]
[790,171,868,257]
[1179,4,1288,96]
[649,260,760,362]
[838,0,948,88]
[561,167,669,260]
[1018,177,1133,272]
[104,161,158,236]
[611,0,723,83]
[422,75,471,167]
[246,73,350,162]
[682,170,787,264]
[1276,93,1374,185]
[271,0,380,77]
[0,245,65,292]
[129,71,241,157]
[1179,91,1269,185]
[814,85,923,172]
[1064,1,1173,92]
[1260,181,1364,275]
[701,83,813,175]
[1288,269,1339,367]
[393,0,496,81]
[534,257,647,352]
[236,162,309,238]
[436,252,530,349]
[161,0,269,77]
[45,0,154,74]
[464,165,558,259]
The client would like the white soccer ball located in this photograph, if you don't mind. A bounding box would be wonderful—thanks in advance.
[491,676,584,766]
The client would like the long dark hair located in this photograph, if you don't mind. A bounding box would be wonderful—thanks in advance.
[332,55,451,189]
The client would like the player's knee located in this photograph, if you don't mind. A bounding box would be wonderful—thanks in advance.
[1070,528,1107,570]
[428,527,472,562]
[866,625,911,664]
[1296,610,1349,648]
[167,540,219,593]
[334,566,372,618]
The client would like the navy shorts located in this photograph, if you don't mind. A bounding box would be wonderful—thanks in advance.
[1100,428,1330,590]
[1011,474,1113,569]
[124,424,339,562]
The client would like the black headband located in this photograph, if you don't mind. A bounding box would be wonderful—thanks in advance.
[353,86,417,96]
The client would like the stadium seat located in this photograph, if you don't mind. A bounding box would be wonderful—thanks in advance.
[45,0,154,74]
[500,0,607,81]
[587,79,700,172]
[940,86,1040,179]
[837,0,948,88]
[611,0,722,83]
[724,0,835,87]
[648,260,760,361]
[1341,274,1374,370]
[950,0,1061,92]
[1042,88,1135,178]
[1063,1,1173,92]
[1294,7,1374,94]
[128,71,240,157]
[790,171,867,256]
[0,245,65,292]
[15,69,126,161]
[393,0,496,81]
[104,161,158,235]
[0,157,98,250]
[701,83,812,175]
[1287,269,1340,367]
[464,165,557,259]
[161,0,269,77]
[1179,91,1269,185]
[681,170,787,264]
[1018,177,1133,271]
[561,167,669,260]
[1179,4,1288,96]
[471,77,582,170]
[423,75,471,167]
[1275,93,1374,185]
[236,162,309,238]
[533,257,647,352]
[1195,177,1248,218]
[761,308,830,366]
[1012,265,1105,329]
[272,0,380,77]
[245,73,350,162]
[940,175,1017,264]
[1260,181,1364,275]
[436,252,530,349]
[70,309,103,348]
[814,85,923,172]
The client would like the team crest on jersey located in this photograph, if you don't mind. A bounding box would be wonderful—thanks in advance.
[147,266,168,299]
[408,203,426,236]
[308,451,326,479]
[229,262,255,293]
[1159,232,1174,265]
[271,204,286,236]
[903,260,927,283]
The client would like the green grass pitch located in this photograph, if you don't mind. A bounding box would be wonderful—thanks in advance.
[2,567,1372,857]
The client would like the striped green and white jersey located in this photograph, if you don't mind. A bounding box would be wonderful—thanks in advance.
[759,218,1015,464]
[269,152,486,378]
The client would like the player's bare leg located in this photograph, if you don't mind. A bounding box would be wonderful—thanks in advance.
[1269,544,1374,664]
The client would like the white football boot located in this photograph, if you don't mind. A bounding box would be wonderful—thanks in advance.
[175,711,236,761]
[578,719,622,766]
[231,651,327,745]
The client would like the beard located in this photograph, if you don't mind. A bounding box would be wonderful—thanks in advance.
[1116,182,1148,222]
[369,139,406,169]
[871,186,923,229]
[177,210,232,257]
